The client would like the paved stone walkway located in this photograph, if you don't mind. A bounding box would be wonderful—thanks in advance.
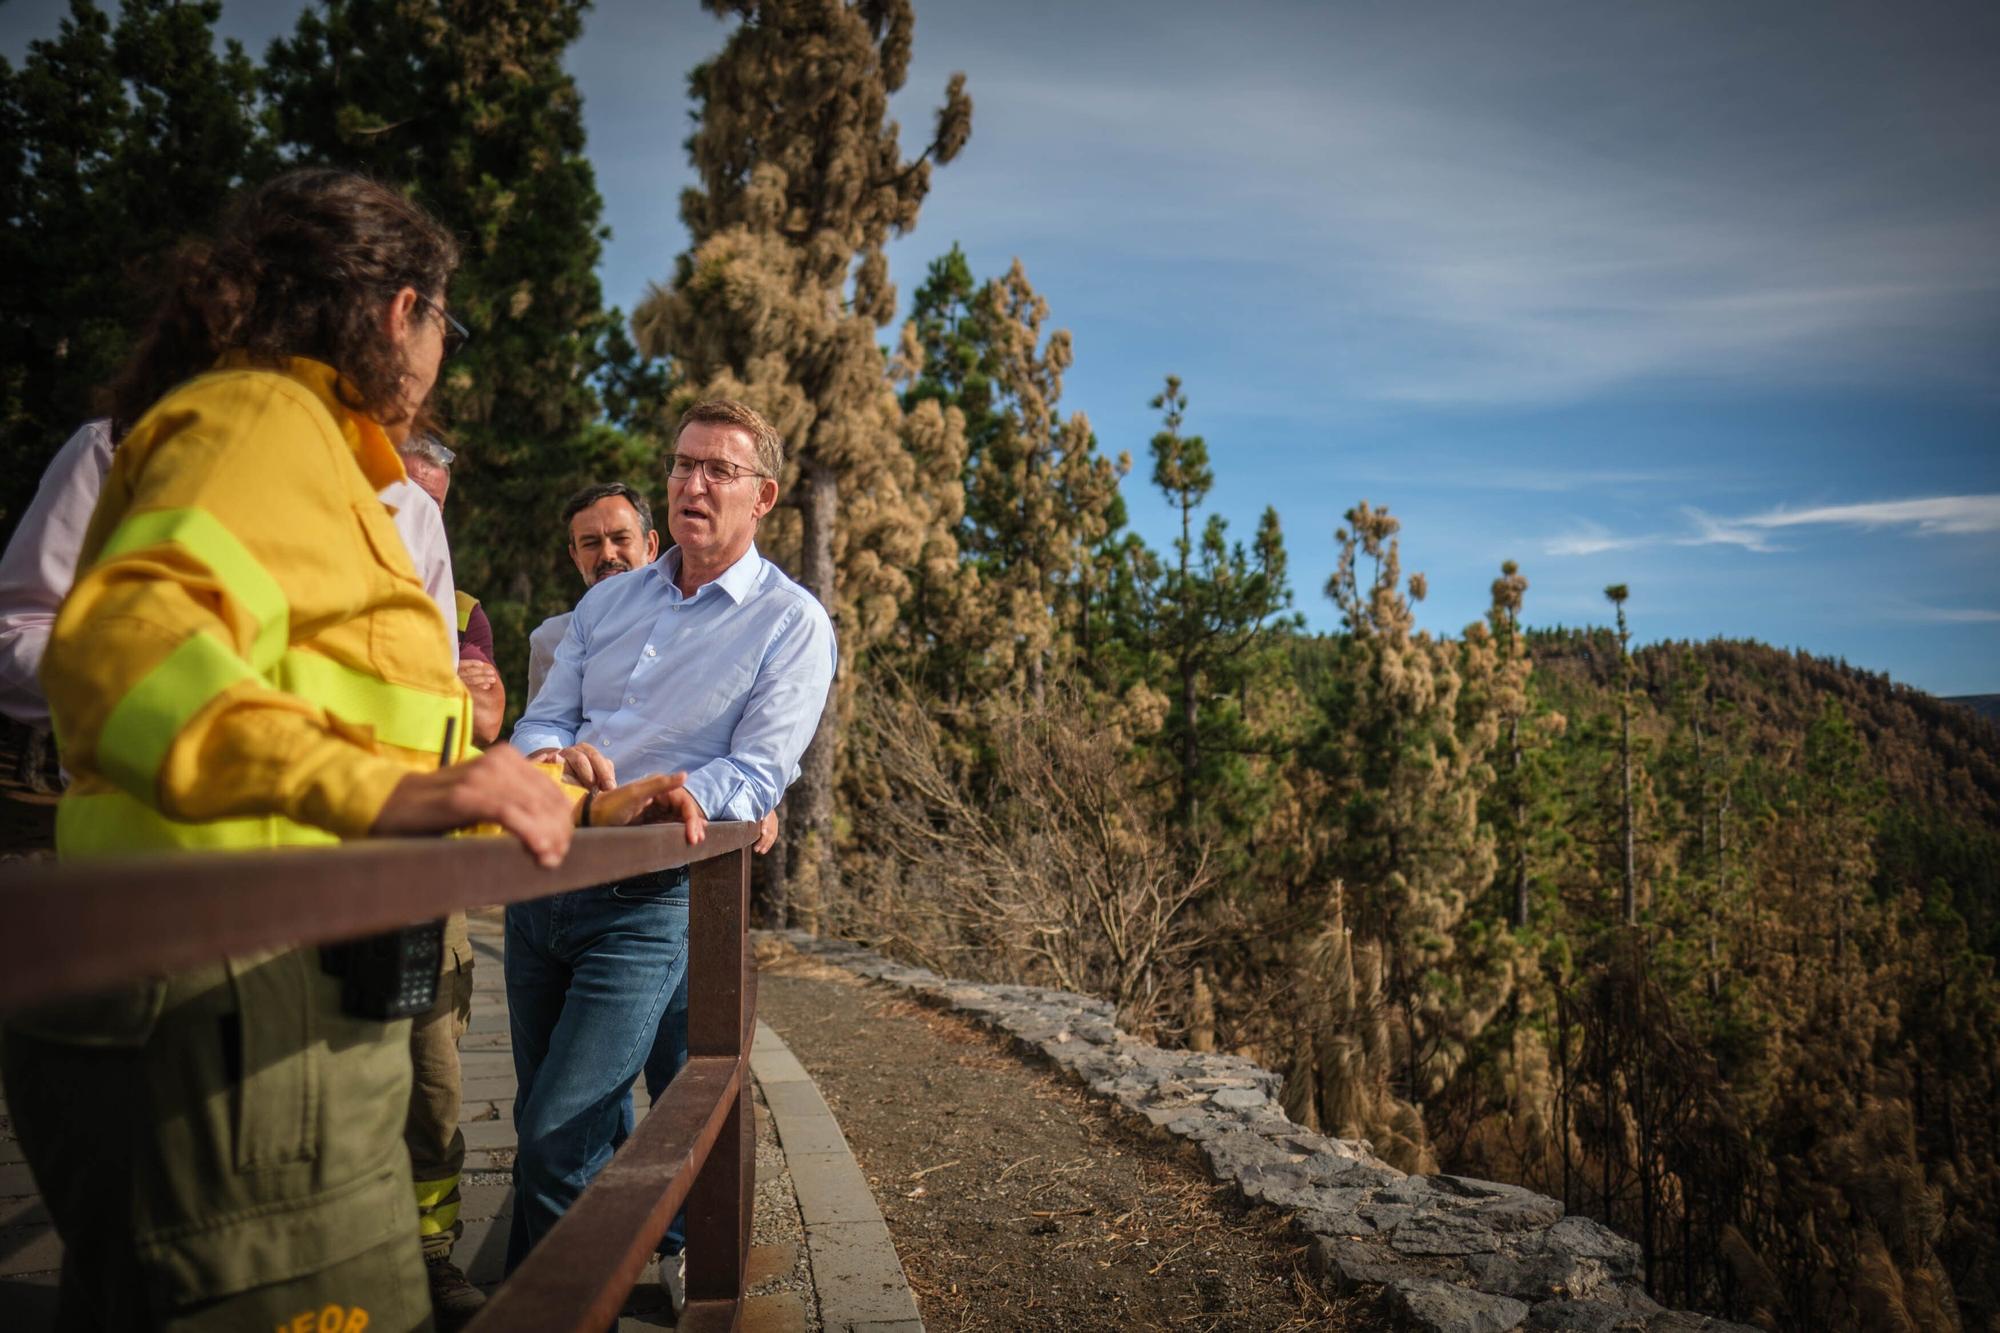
[0,909,911,1332]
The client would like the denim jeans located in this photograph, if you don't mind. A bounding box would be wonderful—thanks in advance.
[503,867,689,1274]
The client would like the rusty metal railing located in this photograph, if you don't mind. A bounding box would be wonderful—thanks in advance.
[0,822,760,1332]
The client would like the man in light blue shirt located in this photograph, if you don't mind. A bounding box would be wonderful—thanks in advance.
[502,400,835,1296]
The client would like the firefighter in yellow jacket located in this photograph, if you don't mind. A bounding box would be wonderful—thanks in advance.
[0,170,701,1332]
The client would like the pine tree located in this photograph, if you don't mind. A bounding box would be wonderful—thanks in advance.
[1,0,267,530]
[262,0,663,684]
[901,246,1128,698]
[1605,583,1639,925]
[1141,376,1294,843]
[631,0,971,924]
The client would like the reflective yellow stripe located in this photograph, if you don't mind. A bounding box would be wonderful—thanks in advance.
[274,651,465,755]
[97,508,289,673]
[454,590,478,633]
[412,1173,460,1211]
[56,790,338,856]
[97,632,254,797]
[416,1200,461,1235]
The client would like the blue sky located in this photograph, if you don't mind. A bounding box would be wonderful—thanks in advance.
[8,1,1998,693]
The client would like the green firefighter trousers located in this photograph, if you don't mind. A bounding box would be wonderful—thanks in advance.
[405,917,472,1261]
[0,947,431,1331]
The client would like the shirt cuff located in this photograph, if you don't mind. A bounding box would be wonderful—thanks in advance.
[510,727,574,758]
[683,764,754,823]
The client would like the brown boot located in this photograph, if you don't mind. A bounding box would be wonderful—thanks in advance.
[426,1253,487,1332]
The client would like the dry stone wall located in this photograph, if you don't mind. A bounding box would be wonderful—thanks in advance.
[771,930,1756,1333]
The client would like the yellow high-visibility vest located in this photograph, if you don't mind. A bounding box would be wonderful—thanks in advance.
[45,355,473,856]
[454,590,479,634]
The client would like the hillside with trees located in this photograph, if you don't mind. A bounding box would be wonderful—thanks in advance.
[4,2,1995,1329]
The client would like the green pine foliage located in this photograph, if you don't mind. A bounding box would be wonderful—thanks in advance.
[1,0,269,527]
[262,0,665,692]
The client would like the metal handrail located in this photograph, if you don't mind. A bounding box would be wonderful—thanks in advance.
[0,822,760,1332]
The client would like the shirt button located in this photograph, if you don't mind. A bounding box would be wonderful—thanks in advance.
[645,645,657,657]
[626,696,638,705]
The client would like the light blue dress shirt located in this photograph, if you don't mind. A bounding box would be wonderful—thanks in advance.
[511,544,835,821]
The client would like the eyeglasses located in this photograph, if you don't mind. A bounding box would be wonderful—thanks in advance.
[416,293,469,359]
[665,452,768,484]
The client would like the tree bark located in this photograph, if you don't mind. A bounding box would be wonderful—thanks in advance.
[787,457,840,932]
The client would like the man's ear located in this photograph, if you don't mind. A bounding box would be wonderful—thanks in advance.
[644,529,661,561]
[752,477,779,520]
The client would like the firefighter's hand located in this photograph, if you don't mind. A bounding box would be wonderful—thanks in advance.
[373,745,575,867]
[586,772,707,846]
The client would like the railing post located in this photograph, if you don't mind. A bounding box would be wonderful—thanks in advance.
[685,841,753,1317]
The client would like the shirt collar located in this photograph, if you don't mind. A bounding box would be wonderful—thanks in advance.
[657,543,765,604]
[211,352,405,491]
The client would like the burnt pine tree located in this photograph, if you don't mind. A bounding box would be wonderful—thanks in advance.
[1,0,267,531]
[632,0,971,924]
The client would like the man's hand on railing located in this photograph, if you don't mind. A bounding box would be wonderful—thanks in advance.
[756,810,778,854]
[373,745,577,867]
[528,741,617,791]
[584,771,707,845]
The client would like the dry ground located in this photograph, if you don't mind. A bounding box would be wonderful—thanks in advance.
[756,948,1380,1332]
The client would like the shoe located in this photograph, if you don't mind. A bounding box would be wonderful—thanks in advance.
[658,1251,686,1322]
[426,1253,487,1332]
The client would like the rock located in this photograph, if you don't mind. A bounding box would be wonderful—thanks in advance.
[1209,1086,1267,1110]
[1387,1211,1507,1258]
[1386,1276,1530,1332]
[1310,1235,1406,1292]
[1463,1249,1613,1302]
[1525,1300,1646,1332]
[1524,1217,1643,1282]
[1200,1129,1300,1180]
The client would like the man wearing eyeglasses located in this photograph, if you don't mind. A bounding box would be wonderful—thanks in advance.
[505,399,835,1311]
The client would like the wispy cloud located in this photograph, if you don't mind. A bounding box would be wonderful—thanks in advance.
[1730,495,2000,536]
[1546,493,2000,559]
[1544,522,1657,558]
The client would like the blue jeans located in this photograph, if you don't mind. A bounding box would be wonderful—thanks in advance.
[503,868,689,1274]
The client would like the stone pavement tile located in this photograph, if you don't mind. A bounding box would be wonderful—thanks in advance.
[458,1183,512,1224]
[0,1138,23,1167]
[0,1224,60,1278]
[746,1241,796,1287]
[737,1289,808,1332]
[0,1165,36,1198]
[828,1322,922,1333]
[758,1078,833,1124]
[0,1197,49,1230]
[459,1215,509,1285]
[464,1148,514,1172]
[805,1217,920,1326]
[750,1031,812,1087]
[768,1111,847,1159]
[460,1051,516,1079]
[787,1152,881,1227]
[460,1118,517,1152]
[461,1074,517,1101]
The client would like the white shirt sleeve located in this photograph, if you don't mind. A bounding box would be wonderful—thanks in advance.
[525,612,571,707]
[377,477,459,667]
[0,421,115,728]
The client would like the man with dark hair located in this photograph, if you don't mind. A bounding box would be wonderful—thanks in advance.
[506,401,833,1311]
[525,481,659,701]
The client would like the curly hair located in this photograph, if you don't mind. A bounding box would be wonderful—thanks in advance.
[102,169,459,435]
